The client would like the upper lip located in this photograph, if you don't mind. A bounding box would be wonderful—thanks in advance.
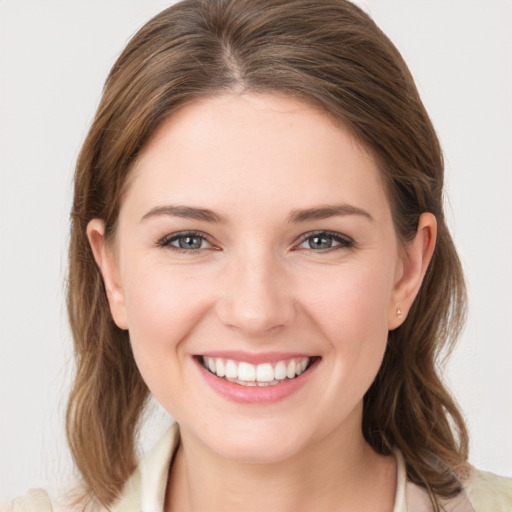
[197,350,317,364]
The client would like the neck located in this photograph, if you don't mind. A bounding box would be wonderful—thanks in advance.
[165,411,397,512]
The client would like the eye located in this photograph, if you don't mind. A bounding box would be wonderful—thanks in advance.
[297,231,354,251]
[157,231,213,251]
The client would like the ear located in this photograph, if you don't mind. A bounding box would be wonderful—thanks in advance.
[87,219,128,330]
[388,213,437,330]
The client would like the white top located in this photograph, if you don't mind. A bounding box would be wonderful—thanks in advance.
[11,423,512,512]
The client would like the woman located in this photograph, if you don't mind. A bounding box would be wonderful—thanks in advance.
[11,0,512,511]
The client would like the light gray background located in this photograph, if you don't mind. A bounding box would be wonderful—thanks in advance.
[1,0,511,505]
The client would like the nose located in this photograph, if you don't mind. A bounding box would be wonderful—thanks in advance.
[215,248,295,336]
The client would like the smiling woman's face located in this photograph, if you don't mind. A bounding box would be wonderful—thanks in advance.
[88,93,432,464]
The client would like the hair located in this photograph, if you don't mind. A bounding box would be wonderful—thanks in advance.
[66,0,469,508]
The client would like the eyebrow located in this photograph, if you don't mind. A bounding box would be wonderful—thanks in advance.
[288,204,373,223]
[140,203,373,224]
[141,205,227,224]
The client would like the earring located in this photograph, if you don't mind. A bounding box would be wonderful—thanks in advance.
[397,308,403,318]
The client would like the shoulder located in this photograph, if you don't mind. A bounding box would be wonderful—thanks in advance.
[7,424,179,512]
[8,489,93,512]
[9,489,52,512]
[465,467,512,511]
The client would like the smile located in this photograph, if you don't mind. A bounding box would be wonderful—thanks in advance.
[195,353,320,404]
[201,356,312,387]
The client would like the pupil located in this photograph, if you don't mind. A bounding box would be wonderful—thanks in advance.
[310,235,332,249]
[180,236,201,249]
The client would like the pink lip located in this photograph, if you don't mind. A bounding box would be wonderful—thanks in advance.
[194,356,320,404]
[198,350,313,364]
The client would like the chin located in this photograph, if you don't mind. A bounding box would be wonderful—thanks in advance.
[201,419,314,464]
[216,438,304,465]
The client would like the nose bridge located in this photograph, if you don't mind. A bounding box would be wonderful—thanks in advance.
[216,242,294,335]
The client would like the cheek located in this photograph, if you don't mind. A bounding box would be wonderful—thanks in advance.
[121,262,213,377]
[299,262,394,388]
[302,263,393,340]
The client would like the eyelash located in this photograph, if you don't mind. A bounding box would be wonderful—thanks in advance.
[156,230,215,253]
[295,230,355,251]
[156,230,354,253]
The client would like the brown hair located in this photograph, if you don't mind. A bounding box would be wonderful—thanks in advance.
[66,0,469,508]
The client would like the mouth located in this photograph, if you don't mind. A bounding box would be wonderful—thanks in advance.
[197,355,320,387]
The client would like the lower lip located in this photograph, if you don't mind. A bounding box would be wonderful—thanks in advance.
[195,357,319,404]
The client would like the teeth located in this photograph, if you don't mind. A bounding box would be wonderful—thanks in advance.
[256,363,274,382]
[274,361,287,380]
[238,362,256,382]
[216,359,225,377]
[286,359,296,379]
[202,356,312,385]
[225,359,238,379]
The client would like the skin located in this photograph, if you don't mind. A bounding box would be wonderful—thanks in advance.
[88,93,436,511]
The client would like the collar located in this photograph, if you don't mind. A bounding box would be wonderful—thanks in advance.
[111,424,474,512]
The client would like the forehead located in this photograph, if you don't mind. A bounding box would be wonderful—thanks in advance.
[124,93,390,221]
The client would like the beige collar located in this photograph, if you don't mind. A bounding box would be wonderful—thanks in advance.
[112,424,474,512]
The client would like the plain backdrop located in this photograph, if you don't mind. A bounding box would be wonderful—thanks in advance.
[0,0,511,506]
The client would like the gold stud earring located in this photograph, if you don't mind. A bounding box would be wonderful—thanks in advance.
[397,308,403,318]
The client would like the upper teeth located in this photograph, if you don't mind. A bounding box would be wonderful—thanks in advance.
[202,356,310,385]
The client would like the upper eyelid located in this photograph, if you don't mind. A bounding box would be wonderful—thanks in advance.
[156,229,354,249]
[157,230,213,247]
[296,230,354,244]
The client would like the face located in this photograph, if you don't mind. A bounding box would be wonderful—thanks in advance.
[90,94,432,464]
